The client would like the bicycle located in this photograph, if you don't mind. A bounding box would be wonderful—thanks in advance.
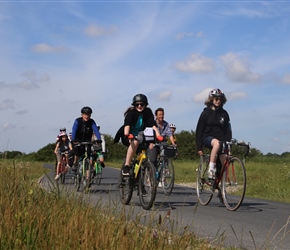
[119,129,160,210]
[58,152,69,184]
[73,141,92,193]
[91,146,103,186]
[155,143,177,196]
[196,138,250,211]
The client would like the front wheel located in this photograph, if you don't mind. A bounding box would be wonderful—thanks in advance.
[196,155,213,206]
[119,169,133,205]
[139,161,157,210]
[95,161,102,185]
[59,162,66,184]
[84,160,91,193]
[221,157,246,211]
[160,158,175,196]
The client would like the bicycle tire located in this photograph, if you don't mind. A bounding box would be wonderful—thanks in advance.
[139,160,157,210]
[161,158,175,196]
[119,170,133,205]
[196,155,213,206]
[95,161,102,185]
[84,160,91,193]
[75,162,82,192]
[60,172,65,184]
[221,156,246,211]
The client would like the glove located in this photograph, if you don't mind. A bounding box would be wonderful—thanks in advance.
[127,134,134,139]
[156,136,163,142]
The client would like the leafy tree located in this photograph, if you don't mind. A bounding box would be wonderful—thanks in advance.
[0,150,23,159]
[34,143,55,162]
[175,130,197,160]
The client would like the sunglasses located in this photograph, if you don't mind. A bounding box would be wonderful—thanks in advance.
[214,97,222,101]
[135,102,145,107]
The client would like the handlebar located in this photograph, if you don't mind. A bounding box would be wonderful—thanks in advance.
[224,139,251,157]
[127,134,164,143]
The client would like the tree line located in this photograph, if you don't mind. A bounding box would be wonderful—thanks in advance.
[1,130,289,162]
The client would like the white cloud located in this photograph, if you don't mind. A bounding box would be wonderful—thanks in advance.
[228,91,247,100]
[0,99,15,110]
[31,43,67,53]
[193,88,212,103]
[175,31,203,40]
[84,24,117,37]
[153,90,172,102]
[1,122,16,131]
[220,52,261,83]
[281,73,290,85]
[175,54,216,74]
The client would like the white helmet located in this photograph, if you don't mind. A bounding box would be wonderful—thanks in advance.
[60,127,66,132]
[169,124,176,129]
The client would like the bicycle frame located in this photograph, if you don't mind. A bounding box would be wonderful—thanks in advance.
[133,149,146,179]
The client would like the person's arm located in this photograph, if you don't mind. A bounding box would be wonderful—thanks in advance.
[92,122,101,141]
[169,135,176,145]
[124,125,130,136]
[71,119,78,141]
[225,111,232,141]
[101,134,106,153]
[68,141,73,151]
[54,142,60,154]
[196,112,206,153]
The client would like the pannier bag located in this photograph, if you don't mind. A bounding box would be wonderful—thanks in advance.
[143,127,155,142]
[160,144,177,158]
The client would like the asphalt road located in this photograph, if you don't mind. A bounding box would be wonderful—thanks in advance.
[40,164,290,249]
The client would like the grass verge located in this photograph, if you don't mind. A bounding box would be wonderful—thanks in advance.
[0,160,214,249]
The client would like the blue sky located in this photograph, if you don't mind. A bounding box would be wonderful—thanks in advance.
[1,1,290,154]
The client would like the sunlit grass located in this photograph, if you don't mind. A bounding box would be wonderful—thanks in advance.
[0,160,213,249]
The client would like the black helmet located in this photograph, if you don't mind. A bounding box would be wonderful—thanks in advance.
[81,106,93,114]
[209,88,225,98]
[131,94,148,106]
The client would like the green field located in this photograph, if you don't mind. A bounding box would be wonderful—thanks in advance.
[0,159,289,249]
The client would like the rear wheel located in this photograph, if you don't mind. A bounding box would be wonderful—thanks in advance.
[139,161,157,210]
[196,155,213,206]
[95,161,102,185]
[161,158,175,196]
[221,157,246,211]
[119,169,133,205]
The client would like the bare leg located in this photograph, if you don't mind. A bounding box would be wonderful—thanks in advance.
[125,140,139,166]
[210,139,220,163]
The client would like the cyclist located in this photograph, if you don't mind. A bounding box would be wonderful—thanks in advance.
[56,127,66,143]
[71,106,102,175]
[114,94,162,176]
[149,107,176,167]
[168,124,177,145]
[54,127,67,174]
[54,131,73,180]
[195,88,232,179]
[91,126,106,168]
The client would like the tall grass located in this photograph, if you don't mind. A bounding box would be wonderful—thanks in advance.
[0,160,213,249]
